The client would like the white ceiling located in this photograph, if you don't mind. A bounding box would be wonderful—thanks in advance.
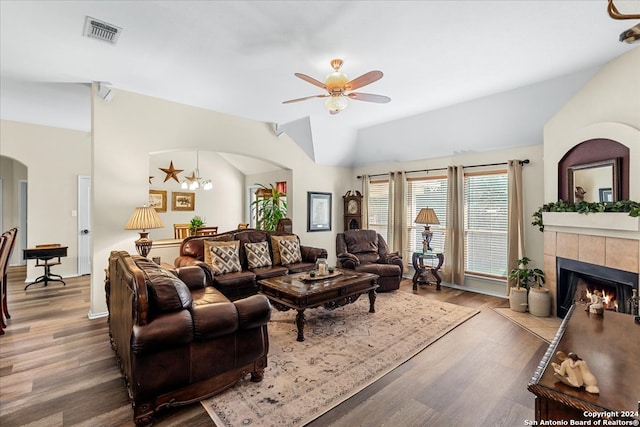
[1,1,638,167]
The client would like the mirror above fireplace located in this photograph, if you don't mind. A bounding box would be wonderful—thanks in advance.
[557,138,630,203]
[567,158,620,203]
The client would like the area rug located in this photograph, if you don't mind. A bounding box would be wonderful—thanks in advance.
[493,307,562,343]
[202,291,479,427]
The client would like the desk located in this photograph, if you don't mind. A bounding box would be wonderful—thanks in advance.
[528,305,640,423]
[23,245,68,290]
[411,251,444,291]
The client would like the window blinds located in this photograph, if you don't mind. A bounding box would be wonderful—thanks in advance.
[367,181,389,243]
[464,172,508,277]
[405,178,448,253]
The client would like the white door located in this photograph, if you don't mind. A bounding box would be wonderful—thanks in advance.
[78,175,91,275]
[17,180,27,266]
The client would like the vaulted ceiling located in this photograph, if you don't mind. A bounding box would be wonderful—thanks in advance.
[1,1,638,167]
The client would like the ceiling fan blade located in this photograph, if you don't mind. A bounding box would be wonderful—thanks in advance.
[345,70,383,91]
[294,73,327,90]
[347,92,391,103]
[282,94,328,104]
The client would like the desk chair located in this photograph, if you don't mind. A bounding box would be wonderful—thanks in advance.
[24,244,67,290]
[173,224,191,239]
[194,226,218,236]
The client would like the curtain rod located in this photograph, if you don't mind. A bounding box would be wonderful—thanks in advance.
[356,159,529,179]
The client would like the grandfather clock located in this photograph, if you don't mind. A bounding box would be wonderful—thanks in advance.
[343,190,363,231]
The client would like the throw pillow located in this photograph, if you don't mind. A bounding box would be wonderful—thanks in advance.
[204,240,241,275]
[245,241,272,269]
[271,235,298,265]
[279,239,302,265]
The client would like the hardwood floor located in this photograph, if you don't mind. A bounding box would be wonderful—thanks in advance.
[0,267,547,427]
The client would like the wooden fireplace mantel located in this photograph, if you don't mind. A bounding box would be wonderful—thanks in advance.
[528,305,640,423]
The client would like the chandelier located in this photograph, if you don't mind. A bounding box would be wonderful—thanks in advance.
[181,151,212,191]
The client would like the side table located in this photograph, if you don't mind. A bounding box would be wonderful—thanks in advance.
[411,251,444,291]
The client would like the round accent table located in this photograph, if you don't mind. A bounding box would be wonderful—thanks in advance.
[411,251,444,291]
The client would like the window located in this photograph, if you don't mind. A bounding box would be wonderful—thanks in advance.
[464,171,508,278]
[406,177,448,253]
[367,181,389,243]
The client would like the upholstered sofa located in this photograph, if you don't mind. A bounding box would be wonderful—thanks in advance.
[336,229,404,292]
[106,251,271,426]
[174,229,328,300]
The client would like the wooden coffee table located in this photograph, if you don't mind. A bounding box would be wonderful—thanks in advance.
[257,268,379,341]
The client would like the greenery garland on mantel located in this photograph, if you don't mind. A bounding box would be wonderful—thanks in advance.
[532,200,640,232]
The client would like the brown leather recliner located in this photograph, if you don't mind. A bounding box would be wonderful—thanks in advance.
[336,229,404,292]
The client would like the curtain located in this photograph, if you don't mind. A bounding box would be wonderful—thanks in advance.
[507,159,526,295]
[443,165,465,285]
[361,174,370,229]
[387,171,407,254]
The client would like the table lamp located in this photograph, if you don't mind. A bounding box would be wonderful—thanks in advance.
[414,208,440,252]
[124,206,164,257]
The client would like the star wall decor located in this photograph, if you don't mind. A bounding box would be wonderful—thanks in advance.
[159,161,184,183]
[148,176,154,184]
[184,171,198,184]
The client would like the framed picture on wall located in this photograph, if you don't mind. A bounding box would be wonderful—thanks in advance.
[148,190,167,212]
[172,191,195,211]
[307,192,332,232]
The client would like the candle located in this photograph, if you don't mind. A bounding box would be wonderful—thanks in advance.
[318,263,326,275]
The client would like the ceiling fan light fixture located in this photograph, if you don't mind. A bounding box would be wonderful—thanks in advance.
[325,71,349,91]
[283,58,389,113]
[325,95,348,113]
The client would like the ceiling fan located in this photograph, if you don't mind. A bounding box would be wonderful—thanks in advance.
[283,59,391,114]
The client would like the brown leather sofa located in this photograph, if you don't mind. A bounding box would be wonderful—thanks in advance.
[174,228,328,300]
[336,229,404,292]
[106,251,271,426]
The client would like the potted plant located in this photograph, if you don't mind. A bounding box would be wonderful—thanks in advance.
[251,184,287,231]
[189,215,205,235]
[508,257,546,314]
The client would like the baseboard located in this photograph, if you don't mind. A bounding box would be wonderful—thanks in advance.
[441,282,508,299]
[403,273,508,299]
[88,311,108,320]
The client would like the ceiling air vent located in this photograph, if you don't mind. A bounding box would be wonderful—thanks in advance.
[83,16,122,44]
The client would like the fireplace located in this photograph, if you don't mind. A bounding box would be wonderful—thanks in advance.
[557,257,638,318]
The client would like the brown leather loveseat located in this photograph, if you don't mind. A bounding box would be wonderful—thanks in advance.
[175,228,328,300]
[336,229,404,292]
[106,251,271,426]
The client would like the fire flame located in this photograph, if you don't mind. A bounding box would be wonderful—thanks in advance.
[586,289,618,311]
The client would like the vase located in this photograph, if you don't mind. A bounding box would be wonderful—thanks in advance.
[528,287,551,317]
[509,287,528,312]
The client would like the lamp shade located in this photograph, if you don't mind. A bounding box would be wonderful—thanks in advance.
[414,208,440,225]
[125,206,164,231]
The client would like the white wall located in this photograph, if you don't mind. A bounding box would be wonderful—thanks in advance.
[0,120,90,277]
[92,85,352,317]
[149,150,245,239]
[544,48,640,202]
[354,67,599,167]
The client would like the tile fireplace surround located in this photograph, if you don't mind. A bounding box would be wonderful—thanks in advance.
[542,212,640,317]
